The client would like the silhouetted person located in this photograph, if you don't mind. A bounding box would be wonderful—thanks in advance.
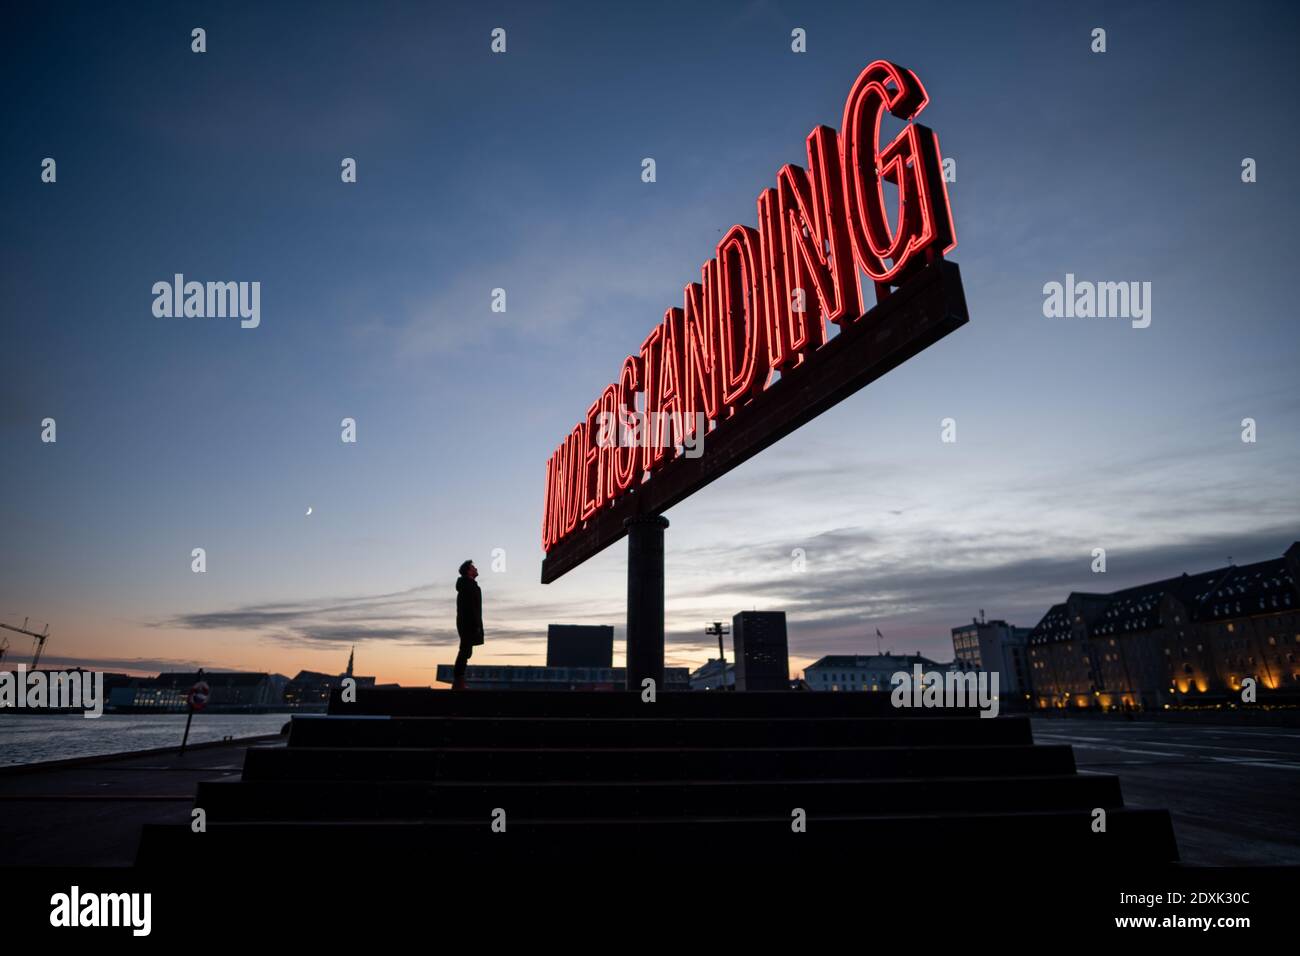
[452,559,483,690]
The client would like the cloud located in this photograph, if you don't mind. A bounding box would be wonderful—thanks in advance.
[664,522,1299,662]
[155,512,1297,677]
[26,654,237,675]
[372,200,725,360]
[154,577,612,653]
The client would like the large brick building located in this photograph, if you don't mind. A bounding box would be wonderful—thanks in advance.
[1028,542,1300,710]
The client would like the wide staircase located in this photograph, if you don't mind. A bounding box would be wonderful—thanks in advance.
[136,688,1178,865]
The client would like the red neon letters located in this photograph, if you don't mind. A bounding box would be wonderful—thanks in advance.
[542,60,956,552]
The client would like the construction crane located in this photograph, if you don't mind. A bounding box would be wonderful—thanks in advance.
[0,618,49,669]
[0,636,9,664]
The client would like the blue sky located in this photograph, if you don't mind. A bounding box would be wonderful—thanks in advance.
[2,0,1297,684]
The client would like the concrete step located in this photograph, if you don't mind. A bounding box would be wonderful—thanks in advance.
[331,688,988,719]
[240,743,1076,782]
[193,773,1125,821]
[137,807,1179,864]
[287,714,1032,749]
[136,691,1179,867]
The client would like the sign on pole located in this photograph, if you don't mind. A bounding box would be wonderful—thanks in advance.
[540,60,968,583]
[180,674,209,755]
[187,680,210,712]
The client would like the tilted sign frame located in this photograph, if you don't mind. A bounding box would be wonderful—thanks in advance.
[541,257,969,583]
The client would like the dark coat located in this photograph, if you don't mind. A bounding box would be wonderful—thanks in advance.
[456,576,484,645]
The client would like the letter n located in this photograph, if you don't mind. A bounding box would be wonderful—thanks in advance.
[562,425,584,536]
[776,125,864,345]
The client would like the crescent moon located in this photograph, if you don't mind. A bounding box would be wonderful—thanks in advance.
[305,506,313,516]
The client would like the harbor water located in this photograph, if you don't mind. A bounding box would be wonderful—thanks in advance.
[0,712,290,766]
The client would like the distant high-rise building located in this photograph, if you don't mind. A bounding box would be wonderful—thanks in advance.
[732,611,790,691]
[951,617,1032,696]
[546,625,614,668]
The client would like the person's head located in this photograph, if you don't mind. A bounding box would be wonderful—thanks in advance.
[459,559,478,580]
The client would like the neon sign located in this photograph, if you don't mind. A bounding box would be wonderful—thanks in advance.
[542,60,962,579]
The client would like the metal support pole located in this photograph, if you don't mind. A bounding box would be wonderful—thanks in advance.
[625,514,669,691]
[705,621,730,690]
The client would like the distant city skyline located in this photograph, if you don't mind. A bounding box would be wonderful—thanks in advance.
[3,1,1297,686]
